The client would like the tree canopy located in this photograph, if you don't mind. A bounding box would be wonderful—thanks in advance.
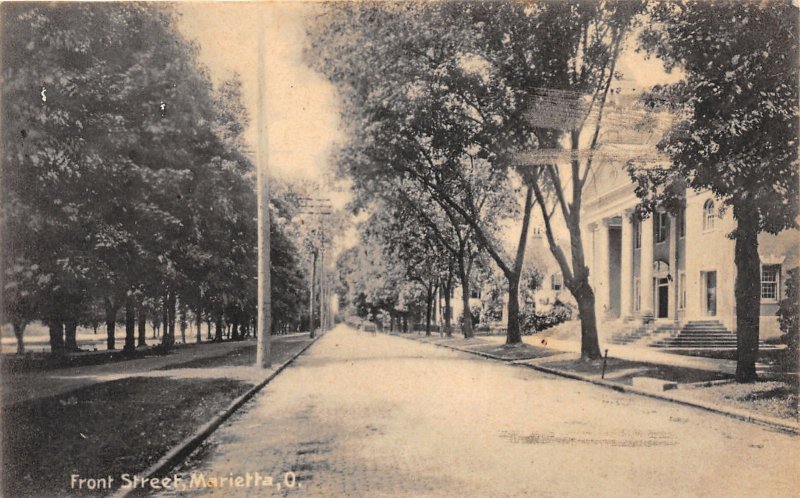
[1,3,310,353]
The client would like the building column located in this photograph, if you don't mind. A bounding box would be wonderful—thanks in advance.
[640,215,655,318]
[668,213,679,322]
[620,210,633,318]
[594,220,610,321]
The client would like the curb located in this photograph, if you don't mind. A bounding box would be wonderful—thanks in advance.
[110,333,322,498]
[402,335,800,436]
[524,362,800,436]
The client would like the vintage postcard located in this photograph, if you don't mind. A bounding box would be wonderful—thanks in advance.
[1,1,798,497]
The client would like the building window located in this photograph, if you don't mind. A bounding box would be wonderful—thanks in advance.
[633,277,641,312]
[678,207,686,239]
[679,272,686,310]
[633,220,641,249]
[703,200,716,231]
[761,265,781,301]
[656,212,668,243]
[551,273,563,291]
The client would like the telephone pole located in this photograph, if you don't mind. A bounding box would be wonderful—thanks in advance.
[255,15,271,369]
[299,197,332,338]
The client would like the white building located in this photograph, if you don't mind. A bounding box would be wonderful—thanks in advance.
[582,158,798,342]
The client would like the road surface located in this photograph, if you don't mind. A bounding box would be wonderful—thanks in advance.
[167,325,798,497]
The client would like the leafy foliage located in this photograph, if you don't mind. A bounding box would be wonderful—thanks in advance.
[632,0,798,231]
[1,3,309,351]
[777,268,799,354]
[630,0,798,381]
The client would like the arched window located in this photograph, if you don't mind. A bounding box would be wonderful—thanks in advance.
[703,199,716,231]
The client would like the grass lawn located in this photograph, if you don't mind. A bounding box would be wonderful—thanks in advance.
[542,357,733,384]
[406,334,559,361]
[2,377,251,498]
[668,348,788,364]
[541,357,798,421]
[158,340,301,370]
[2,336,314,497]
[462,342,559,361]
[679,381,798,421]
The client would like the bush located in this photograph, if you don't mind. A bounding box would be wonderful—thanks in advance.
[520,300,573,335]
[777,267,799,354]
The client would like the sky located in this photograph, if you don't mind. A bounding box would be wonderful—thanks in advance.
[175,1,344,187]
[173,1,682,256]
[175,1,679,178]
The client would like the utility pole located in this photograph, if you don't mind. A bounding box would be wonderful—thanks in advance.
[319,219,326,333]
[255,14,271,369]
[308,248,317,338]
[299,197,332,338]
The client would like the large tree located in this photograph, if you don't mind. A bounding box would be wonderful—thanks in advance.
[309,1,553,344]
[631,0,798,381]
[497,0,644,360]
[1,3,306,354]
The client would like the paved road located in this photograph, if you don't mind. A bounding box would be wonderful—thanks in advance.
[167,325,798,498]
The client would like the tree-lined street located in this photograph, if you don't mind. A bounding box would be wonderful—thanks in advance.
[1,2,798,496]
[168,325,797,497]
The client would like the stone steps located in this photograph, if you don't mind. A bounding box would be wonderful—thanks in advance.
[607,323,679,346]
[652,320,740,349]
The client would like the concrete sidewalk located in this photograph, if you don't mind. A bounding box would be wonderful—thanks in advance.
[1,333,311,406]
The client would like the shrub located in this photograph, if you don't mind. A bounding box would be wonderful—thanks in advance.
[520,300,573,335]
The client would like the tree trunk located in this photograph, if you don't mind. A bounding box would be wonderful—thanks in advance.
[138,307,147,348]
[506,275,522,344]
[215,315,223,342]
[179,303,187,344]
[206,318,212,340]
[64,319,78,352]
[532,176,602,360]
[443,283,452,337]
[48,320,65,355]
[104,297,118,350]
[459,267,474,339]
[196,307,202,344]
[734,203,761,382]
[575,284,602,360]
[13,322,26,354]
[161,293,171,348]
[425,281,434,337]
[167,291,176,345]
[123,296,136,353]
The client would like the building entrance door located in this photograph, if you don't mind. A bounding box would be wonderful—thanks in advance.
[705,271,717,316]
[656,277,669,318]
